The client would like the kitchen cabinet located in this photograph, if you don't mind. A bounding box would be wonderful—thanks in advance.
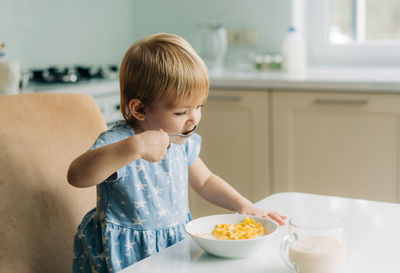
[189,90,270,218]
[272,91,400,203]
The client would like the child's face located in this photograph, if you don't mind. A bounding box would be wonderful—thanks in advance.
[141,97,204,138]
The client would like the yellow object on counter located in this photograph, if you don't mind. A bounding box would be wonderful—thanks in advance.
[211,217,266,240]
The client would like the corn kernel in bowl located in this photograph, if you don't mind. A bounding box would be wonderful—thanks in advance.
[211,217,267,240]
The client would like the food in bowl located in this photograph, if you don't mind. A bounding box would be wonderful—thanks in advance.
[194,216,267,240]
[211,216,267,240]
[185,214,279,258]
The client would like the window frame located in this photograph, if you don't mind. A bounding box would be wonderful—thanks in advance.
[305,0,400,67]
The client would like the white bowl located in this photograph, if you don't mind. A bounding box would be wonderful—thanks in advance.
[185,214,279,259]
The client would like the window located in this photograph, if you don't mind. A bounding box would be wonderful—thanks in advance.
[305,0,400,66]
[330,0,400,43]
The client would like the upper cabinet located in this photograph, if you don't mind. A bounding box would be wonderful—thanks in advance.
[189,89,270,218]
[272,91,400,203]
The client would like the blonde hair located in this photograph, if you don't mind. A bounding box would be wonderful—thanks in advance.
[119,33,209,127]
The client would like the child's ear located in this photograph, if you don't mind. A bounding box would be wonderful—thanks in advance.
[128,98,146,120]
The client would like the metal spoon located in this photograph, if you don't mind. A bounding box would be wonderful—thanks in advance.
[168,125,197,144]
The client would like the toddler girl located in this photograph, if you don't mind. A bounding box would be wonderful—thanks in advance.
[68,33,286,273]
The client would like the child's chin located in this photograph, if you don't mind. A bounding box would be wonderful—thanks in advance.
[169,136,190,145]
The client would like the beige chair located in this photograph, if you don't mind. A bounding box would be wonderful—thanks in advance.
[0,93,107,273]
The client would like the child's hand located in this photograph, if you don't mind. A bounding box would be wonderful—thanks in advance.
[238,204,287,226]
[132,129,169,162]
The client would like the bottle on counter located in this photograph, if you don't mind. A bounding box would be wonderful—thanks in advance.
[281,26,306,73]
[0,42,21,95]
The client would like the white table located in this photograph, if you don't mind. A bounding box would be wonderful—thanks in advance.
[120,192,400,273]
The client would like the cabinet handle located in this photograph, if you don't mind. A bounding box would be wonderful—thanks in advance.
[208,95,242,102]
[314,98,368,105]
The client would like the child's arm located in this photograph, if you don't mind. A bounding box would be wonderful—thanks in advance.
[189,157,286,225]
[68,130,169,188]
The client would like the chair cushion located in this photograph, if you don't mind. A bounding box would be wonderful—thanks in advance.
[0,92,107,273]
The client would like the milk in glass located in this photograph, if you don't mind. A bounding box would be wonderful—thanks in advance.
[281,215,345,273]
[289,236,345,273]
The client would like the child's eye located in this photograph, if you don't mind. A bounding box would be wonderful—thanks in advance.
[197,104,204,109]
[174,111,187,116]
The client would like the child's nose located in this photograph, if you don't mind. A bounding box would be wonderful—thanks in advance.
[187,110,201,125]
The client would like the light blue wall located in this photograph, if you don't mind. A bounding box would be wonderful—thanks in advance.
[0,0,292,70]
[132,0,292,62]
[0,0,136,69]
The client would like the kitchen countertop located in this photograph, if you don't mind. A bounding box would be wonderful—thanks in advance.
[210,66,400,92]
[119,192,400,273]
[23,78,119,96]
[23,66,400,95]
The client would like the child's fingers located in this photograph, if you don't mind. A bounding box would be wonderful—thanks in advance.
[157,129,169,142]
[267,212,287,225]
[269,211,287,220]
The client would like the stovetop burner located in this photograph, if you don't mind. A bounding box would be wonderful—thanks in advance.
[30,65,118,84]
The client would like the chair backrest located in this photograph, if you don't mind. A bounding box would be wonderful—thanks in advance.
[0,92,107,273]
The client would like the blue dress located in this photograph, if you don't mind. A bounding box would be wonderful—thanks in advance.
[73,121,201,273]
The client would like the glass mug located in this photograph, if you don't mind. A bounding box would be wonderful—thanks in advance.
[280,215,346,273]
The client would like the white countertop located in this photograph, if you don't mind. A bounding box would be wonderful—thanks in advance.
[210,66,400,92]
[23,66,400,95]
[23,78,120,97]
[120,192,400,273]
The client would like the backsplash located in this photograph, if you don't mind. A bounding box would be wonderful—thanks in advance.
[1,0,292,70]
[0,0,136,69]
[132,0,292,69]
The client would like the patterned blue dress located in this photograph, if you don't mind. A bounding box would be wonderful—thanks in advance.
[73,121,201,273]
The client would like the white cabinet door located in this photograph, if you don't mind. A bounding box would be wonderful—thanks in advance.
[272,91,400,203]
[189,90,270,218]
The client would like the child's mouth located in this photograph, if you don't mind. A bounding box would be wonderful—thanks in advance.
[168,126,197,145]
[182,126,196,135]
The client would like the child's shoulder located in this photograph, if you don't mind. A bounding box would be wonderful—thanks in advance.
[103,121,133,137]
[109,120,133,133]
[92,121,134,149]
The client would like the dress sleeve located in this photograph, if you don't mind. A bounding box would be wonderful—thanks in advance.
[185,133,202,167]
[89,129,127,182]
